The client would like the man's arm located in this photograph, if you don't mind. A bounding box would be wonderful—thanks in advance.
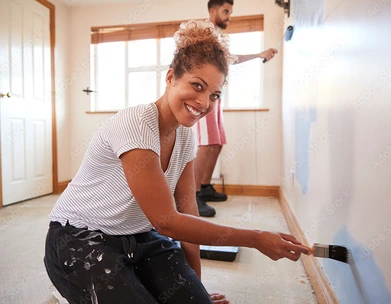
[233,48,278,65]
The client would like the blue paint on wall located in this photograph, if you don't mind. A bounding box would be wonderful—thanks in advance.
[322,226,391,304]
[294,106,317,194]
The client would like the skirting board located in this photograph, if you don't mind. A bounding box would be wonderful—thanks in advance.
[213,184,279,197]
[56,180,71,194]
[54,182,279,197]
[278,188,340,304]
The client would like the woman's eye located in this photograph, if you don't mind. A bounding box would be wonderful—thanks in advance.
[192,83,203,90]
[211,94,220,101]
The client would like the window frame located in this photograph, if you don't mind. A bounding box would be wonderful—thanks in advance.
[89,15,265,113]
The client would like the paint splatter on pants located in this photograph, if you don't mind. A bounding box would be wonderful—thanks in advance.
[44,222,212,304]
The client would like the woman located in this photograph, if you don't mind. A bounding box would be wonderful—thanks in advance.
[44,20,309,304]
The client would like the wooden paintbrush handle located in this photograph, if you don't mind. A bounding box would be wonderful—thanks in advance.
[303,244,315,255]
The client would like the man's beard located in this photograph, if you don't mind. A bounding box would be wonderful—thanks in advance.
[216,19,228,30]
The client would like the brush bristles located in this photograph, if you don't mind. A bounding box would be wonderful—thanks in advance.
[312,243,350,264]
[329,245,349,263]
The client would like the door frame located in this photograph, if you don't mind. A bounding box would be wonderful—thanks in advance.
[0,0,58,208]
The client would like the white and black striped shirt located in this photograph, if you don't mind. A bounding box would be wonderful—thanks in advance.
[50,103,196,235]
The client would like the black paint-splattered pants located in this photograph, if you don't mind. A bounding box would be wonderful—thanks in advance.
[44,222,213,304]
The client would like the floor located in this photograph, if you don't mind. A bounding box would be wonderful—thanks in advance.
[0,194,318,304]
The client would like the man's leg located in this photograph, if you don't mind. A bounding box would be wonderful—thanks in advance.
[193,99,227,216]
[195,145,227,202]
[195,145,222,190]
[193,145,221,217]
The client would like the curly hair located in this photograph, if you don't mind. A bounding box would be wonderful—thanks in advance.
[171,20,234,80]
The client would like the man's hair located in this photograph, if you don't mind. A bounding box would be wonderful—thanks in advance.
[207,0,233,11]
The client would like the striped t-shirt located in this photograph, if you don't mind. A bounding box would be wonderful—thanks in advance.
[49,103,196,235]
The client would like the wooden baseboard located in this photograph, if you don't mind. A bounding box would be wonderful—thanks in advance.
[278,188,340,304]
[212,184,279,197]
[55,180,71,194]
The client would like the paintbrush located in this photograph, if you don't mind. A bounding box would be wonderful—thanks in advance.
[305,243,350,263]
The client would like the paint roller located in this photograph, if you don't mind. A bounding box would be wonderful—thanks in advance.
[263,25,295,63]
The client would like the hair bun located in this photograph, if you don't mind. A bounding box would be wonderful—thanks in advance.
[174,20,236,65]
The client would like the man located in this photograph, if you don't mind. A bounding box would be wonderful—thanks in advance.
[195,0,278,217]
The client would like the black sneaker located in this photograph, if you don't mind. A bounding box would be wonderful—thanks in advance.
[196,192,216,217]
[199,184,227,202]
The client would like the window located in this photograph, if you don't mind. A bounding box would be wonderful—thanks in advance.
[90,38,175,111]
[224,31,264,109]
[90,16,264,112]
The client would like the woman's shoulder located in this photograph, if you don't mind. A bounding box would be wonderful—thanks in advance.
[98,103,158,138]
[109,103,158,129]
[116,103,156,120]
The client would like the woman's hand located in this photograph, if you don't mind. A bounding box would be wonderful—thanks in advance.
[210,293,229,303]
[255,231,310,261]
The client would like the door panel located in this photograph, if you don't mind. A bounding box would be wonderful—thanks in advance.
[0,0,53,206]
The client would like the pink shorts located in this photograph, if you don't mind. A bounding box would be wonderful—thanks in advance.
[194,100,227,146]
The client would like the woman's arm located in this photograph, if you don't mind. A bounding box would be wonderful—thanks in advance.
[173,160,201,278]
[120,149,310,261]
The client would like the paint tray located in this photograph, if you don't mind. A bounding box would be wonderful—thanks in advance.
[173,240,239,262]
[200,245,240,262]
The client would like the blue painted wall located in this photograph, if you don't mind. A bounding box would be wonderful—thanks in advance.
[281,0,391,302]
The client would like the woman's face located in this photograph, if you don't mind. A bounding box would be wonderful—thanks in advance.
[166,64,225,128]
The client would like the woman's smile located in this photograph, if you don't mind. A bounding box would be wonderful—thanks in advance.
[185,103,202,118]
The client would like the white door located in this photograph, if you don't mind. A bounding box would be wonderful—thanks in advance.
[0,0,52,206]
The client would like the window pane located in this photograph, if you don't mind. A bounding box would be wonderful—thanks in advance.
[128,72,157,106]
[95,42,125,111]
[128,39,157,67]
[229,32,262,54]
[160,37,175,66]
[226,31,263,108]
[160,69,168,96]
[227,60,261,108]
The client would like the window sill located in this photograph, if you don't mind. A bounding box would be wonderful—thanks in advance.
[85,108,270,114]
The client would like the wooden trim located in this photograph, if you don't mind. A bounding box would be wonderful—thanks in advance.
[278,188,340,304]
[92,15,264,44]
[224,17,264,34]
[91,15,263,32]
[36,0,59,193]
[56,180,71,194]
[35,0,55,10]
[212,184,279,197]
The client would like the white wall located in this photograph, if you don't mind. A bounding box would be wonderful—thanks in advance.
[281,0,391,302]
[68,0,284,185]
[51,0,72,182]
